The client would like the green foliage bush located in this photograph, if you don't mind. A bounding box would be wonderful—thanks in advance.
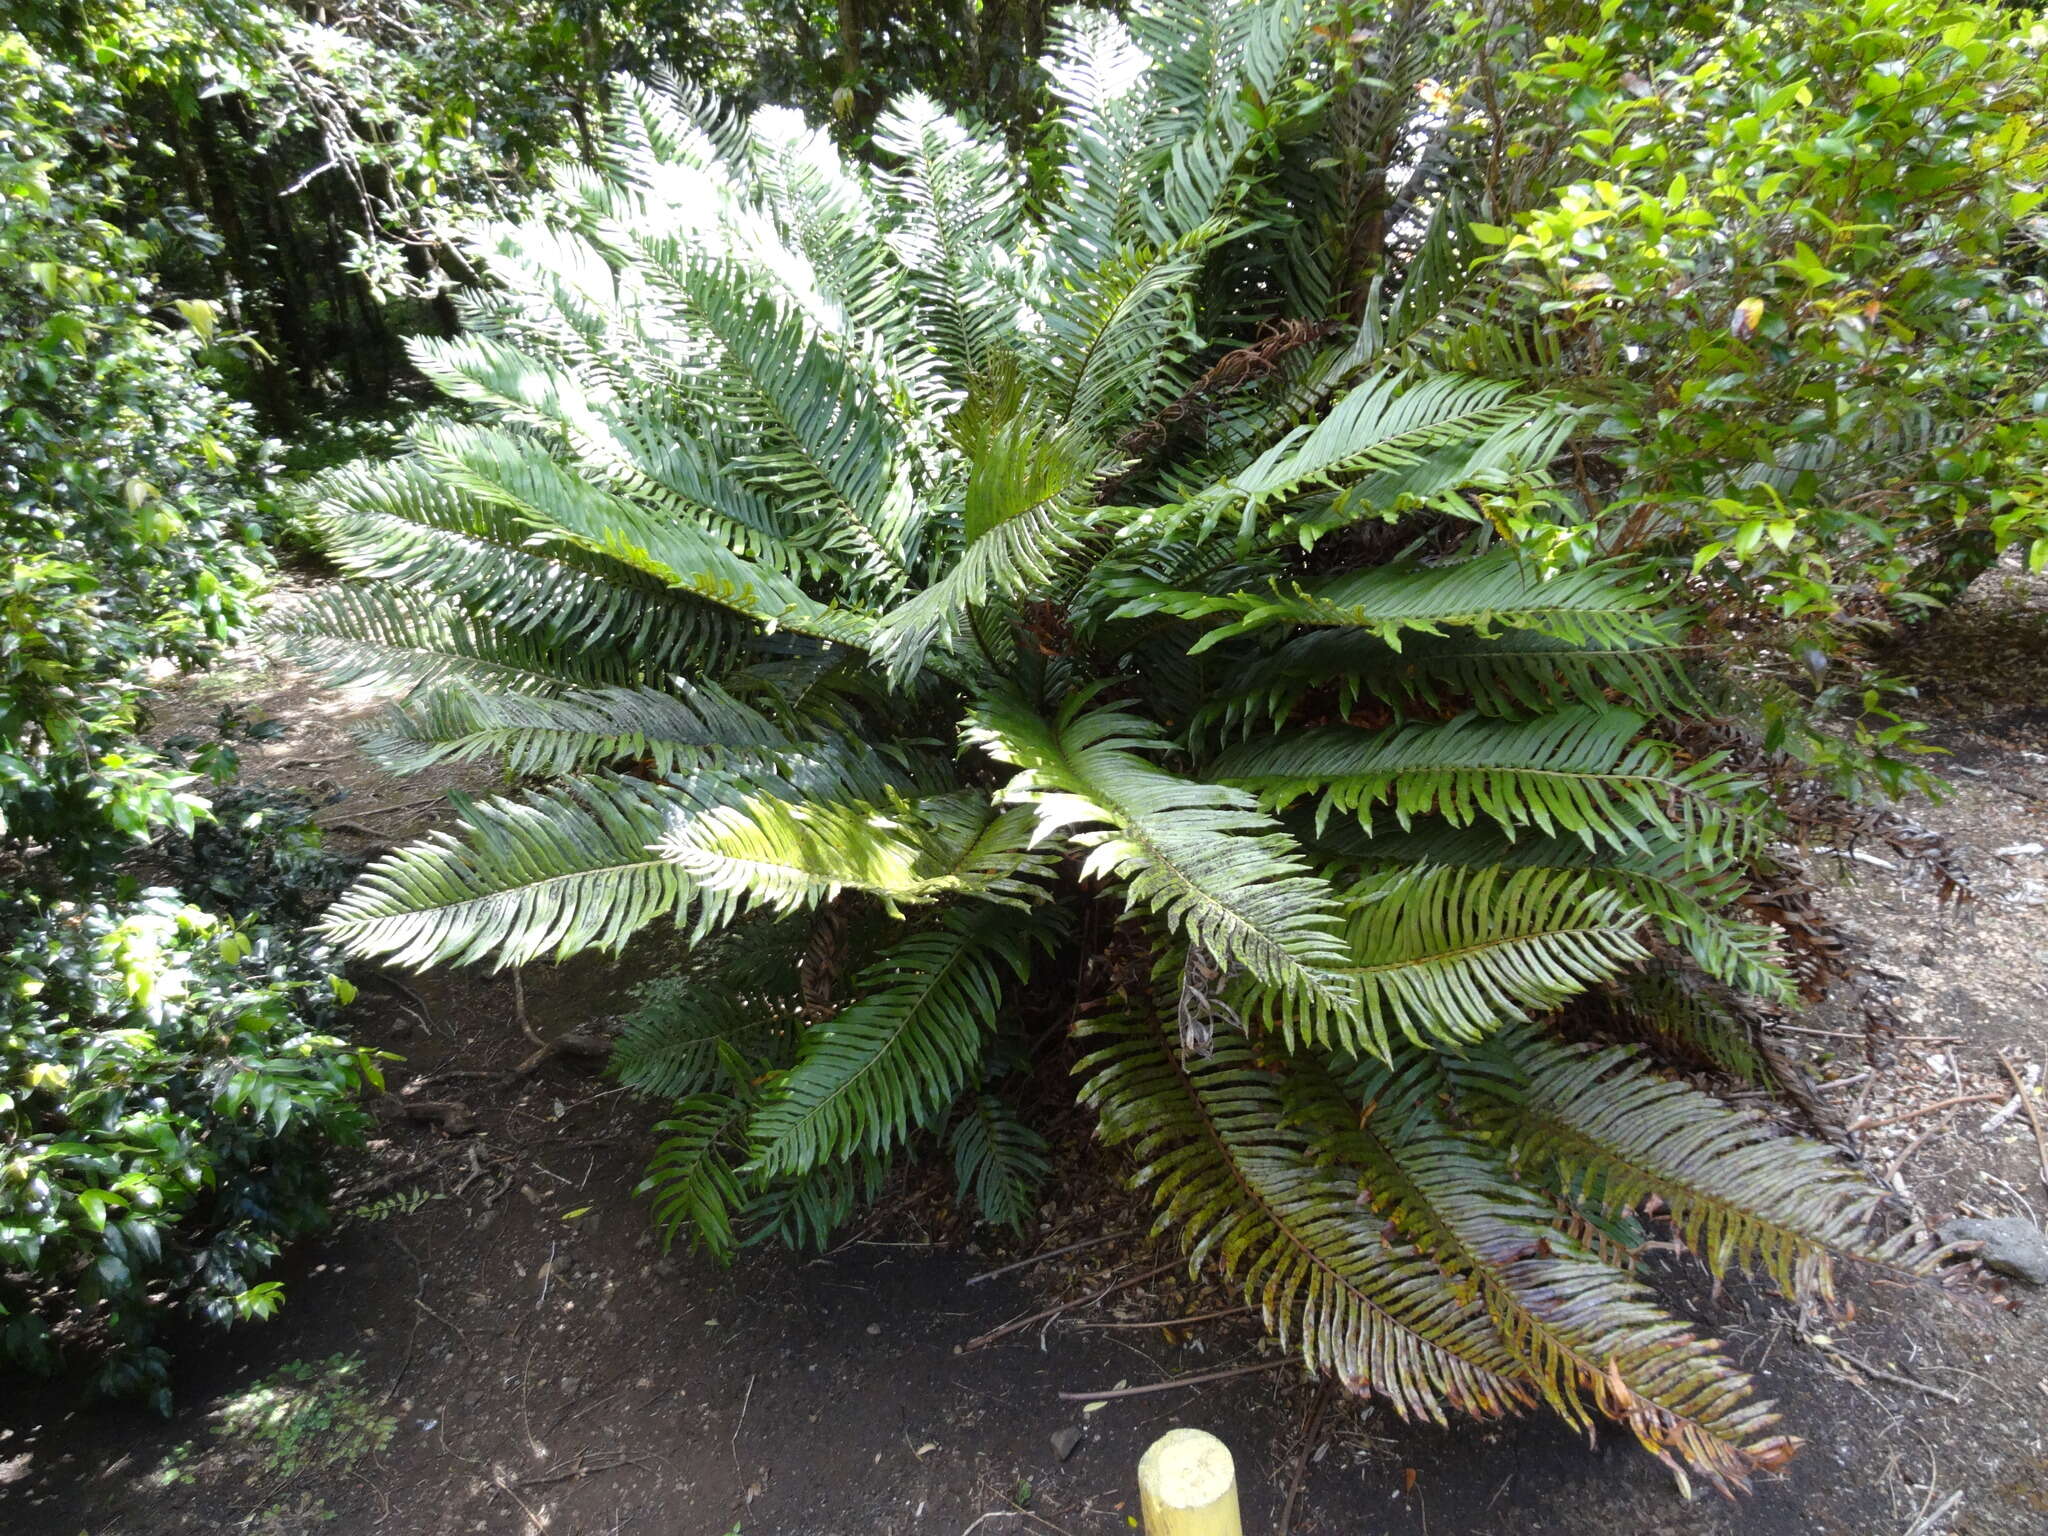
[0,29,375,1407]
[0,872,379,1412]
[1449,0,2048,788]
[0,28,272,871]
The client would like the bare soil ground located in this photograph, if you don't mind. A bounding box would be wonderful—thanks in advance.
[5,573,2048,1536]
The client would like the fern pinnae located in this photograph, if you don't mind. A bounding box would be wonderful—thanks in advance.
[1458,1030,1924,1300]
[1077,991,1537,1423]
[948,1093,1051,1230]
[747,905,1045,1177]
[1213,708,1759,862]
[1331,1053,1795,1491]
[1306,865,1651,1055]
[968,689,1363,1038]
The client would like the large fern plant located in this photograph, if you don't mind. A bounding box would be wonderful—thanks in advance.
[279,2,1924,1492]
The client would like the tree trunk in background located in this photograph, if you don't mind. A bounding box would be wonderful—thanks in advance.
[837,0,871,132]
[189,98,299,426]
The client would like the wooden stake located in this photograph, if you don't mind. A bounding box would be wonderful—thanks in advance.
[1139,1427,1241,1536]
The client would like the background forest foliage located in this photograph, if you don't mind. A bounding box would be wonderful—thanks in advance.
[2,0,2046,1487]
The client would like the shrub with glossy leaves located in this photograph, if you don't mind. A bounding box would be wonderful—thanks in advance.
[0,874,379,1411]
[0,28,272,873]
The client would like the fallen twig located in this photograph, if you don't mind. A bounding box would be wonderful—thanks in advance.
[1057,1357,1295,1402]
[961,1259,1183,1351]
[1885,1128,1937,1182]
[1276,1376,1335,1536]
[415,1295,474,1353]
[1772,1025,1960,1044]
[360,969,438,1034]
[966,1230,1140,1286]
[515,1451,635,1488]
[1994,1050,2048,1193]
[513,968,543,1049]
[732,1372,756,1475]
[488,1470,544,1532]
[1902,1488,1964,1536]
[1849,1093,2005,1133]
[1071,1304,1255,1331]
[1808,1338,1963,1405]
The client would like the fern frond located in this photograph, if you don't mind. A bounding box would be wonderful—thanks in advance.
[1077,991,1537,1422]
[596,255,924,591]
[611,984,798,1100]
[949,1094,1050,1230]
[1328,1053,1796,1491]
[968,690,1361,1037]
[871,418,1109,681]
[318,774,703,968]
[1213,708,1759,861]
[358,680,798,778]
[748,905,1045,1176]
[871,94,1023,388]
[269,585,652,695]
[1304,818,1792,1003]
[1191,628,1700,742]
[1151,550,1674,653]
[416,422,874,647]
[1183,371,1560,524]
[1459,1030,1919,1300]
[1043,228,1225,434]
[642,1086,753,1260]
[1298,865,1649,1054]
[1607,970,1778,1084]
[652,789,1047,927]
[301,458,736,674]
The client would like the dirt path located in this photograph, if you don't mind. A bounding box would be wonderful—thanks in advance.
[4,582,2048,1536]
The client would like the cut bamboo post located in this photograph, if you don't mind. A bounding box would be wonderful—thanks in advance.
[1138,1426,1241,1536]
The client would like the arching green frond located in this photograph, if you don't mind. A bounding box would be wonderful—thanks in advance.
[1043,8,1155,273]
[1458,1031,1920,1300]
[357,680,800,778]
[1182,372,1558,523]
[968,690,1361,1037]
[268,585,649,695]
[1300,865,1649,1054]
[1303,819,1792,1003]
[302,457,736,672]
[1044,228,1225,434]
[1131,0,1321,243]
[871,418,1108,682]
[747,108,916,347]
[606,71,751,184]
[1152,549,1674,652]
[871,93,1023,387]
[642,1085,753,1261]
[640,1033,892,1262]
[611,986,797,1101]
[748,905,1045,1176]
[949,1093,1051,1230]
[651,789,1046,928]
[1608,970,1779,1085]
[416,421,873,646]
[1076,994,1537,1423]
[1191,627,1700,741]
[400,339,813,573]
[317,773,704,969]
[739,1151,894,1253]
[1213,708,1759,861]
[1327,1053,1795,1492]
[624,255,924,590]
